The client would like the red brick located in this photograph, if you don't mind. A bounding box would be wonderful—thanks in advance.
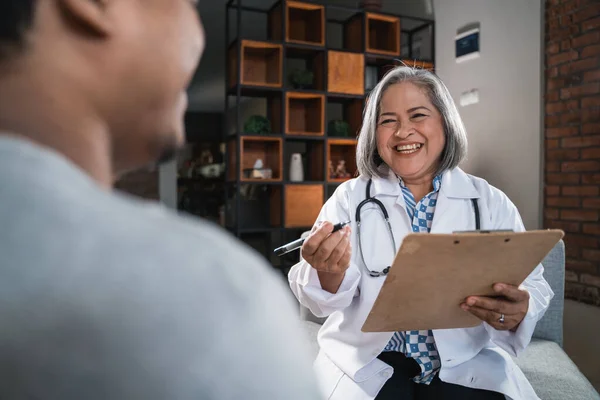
[547,91,560,102]
[561,209,599,221]
[561,39,571,51]
[566,244,581,259]
[546,102,565,114]
[565,233,599,248]
[562,160,600,172]
[562,135,600,147]
[546,78,566,92]
[549,50,579,66]
[547,42,561,55]
[581,147,600,159]
[567,259,597,274]
[546,173,581,184]
[582,249,600,262]
[546,127,579,138]
[572,32,600,48]
[548,66,559,78]
[546,138,560,149]
[581,274,600,288]
[583,223,600,234]
[566,269,579,283]
[582,173,600,184]
[546,114,561,126]
[547,148,580,161]
[546,185,561,196]
[560,83,600,99]
[547,196,581,207]
[583,198,600,208]
[583,123,600,135]
[563,185,600,196]
[550,27,573,41]
[562,57,600,74]
[573,4,600,24]
[582,96,600,108]
[546,162,561,172]
[584,70,600,82]
[582,109,600,123]
[582,44,600,58]
[582,16,600,31]
[545,219,581,233]
[545,208,560,219]
[561,111,582,124]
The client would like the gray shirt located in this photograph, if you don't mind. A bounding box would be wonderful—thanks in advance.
[0,136,321,399]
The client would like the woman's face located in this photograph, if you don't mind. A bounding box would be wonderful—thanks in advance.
[376,82,446,182]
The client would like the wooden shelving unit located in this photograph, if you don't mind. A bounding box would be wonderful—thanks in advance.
[225,0,434,266]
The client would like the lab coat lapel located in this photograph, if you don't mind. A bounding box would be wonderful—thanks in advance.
[431,168,481,233]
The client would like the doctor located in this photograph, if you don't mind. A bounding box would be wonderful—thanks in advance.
[288,66,552,400]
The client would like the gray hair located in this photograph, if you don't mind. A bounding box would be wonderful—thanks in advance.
[356,66,468,178]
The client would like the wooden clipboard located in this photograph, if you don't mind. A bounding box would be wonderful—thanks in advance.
[361,229,564,332]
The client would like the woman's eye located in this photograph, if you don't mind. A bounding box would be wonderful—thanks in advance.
[411,113,426,119]
[380,119,396,126]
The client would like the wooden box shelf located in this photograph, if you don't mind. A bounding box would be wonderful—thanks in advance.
[286,92,325,136]
[228,185,282,229]
[228,40,283,88]
[327,51,364,95]
[286,48,325,91]
[327,139,358,183]
[344,13,400,56]
[269,1,325,46]
[284,184,324,228]
[227,136,283,182]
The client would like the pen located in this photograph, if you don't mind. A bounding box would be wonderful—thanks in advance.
[274,221,351,257]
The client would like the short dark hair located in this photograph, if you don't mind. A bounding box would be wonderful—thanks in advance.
[0,0,37,60]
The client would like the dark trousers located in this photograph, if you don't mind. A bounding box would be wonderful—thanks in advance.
[375,352,505,400]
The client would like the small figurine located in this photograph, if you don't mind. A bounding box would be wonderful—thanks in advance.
[328,160,336,179]
[335,160,351,179]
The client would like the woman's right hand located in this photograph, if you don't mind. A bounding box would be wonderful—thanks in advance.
[301,222,351,293]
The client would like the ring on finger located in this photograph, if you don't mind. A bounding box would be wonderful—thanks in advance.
[498,313,505,324]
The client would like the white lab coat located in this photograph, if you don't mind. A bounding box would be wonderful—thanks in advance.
[288,167,553,400]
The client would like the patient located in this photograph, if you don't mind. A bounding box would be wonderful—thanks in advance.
[289,66,553,400]
[0,1,319,399]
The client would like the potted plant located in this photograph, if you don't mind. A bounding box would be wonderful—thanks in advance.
[288,69,314,90]
[243,115,271,134]
[328,120,350,137]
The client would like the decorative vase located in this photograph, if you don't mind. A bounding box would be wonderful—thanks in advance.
[289,153,304,182]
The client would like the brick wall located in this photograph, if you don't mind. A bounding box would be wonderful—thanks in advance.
[113,168,159,201]
[545,0,600,305]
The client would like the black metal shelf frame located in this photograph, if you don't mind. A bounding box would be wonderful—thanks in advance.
[224,0,435,265]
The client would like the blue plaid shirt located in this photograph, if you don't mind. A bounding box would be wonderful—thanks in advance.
[382,175,442,384]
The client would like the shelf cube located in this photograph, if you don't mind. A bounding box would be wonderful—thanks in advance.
[343,13,401,56]
[285,92,325,136]
[269,1,325,46]
[284,184,324,228]
[286,48,326,91]
[327,51,364,95]
[228,40,283,88]
[284,140,325,181]
[227,136,283,182]
[327,139,358,183]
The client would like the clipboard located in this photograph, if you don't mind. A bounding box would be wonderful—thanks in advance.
[361,229,564,332]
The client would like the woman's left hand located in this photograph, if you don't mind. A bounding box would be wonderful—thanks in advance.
[461,283,530,332]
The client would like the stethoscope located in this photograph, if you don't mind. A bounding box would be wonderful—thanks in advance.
[355,178,481,278]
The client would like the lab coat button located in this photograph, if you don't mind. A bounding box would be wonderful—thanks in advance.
[381,370,392,379]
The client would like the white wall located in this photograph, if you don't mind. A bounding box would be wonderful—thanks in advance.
[433,0,544,230]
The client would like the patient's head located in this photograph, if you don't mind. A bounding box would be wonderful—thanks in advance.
[356,66,468,183]
[0,0,205,175]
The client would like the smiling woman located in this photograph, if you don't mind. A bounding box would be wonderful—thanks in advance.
[288,65,554,400]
